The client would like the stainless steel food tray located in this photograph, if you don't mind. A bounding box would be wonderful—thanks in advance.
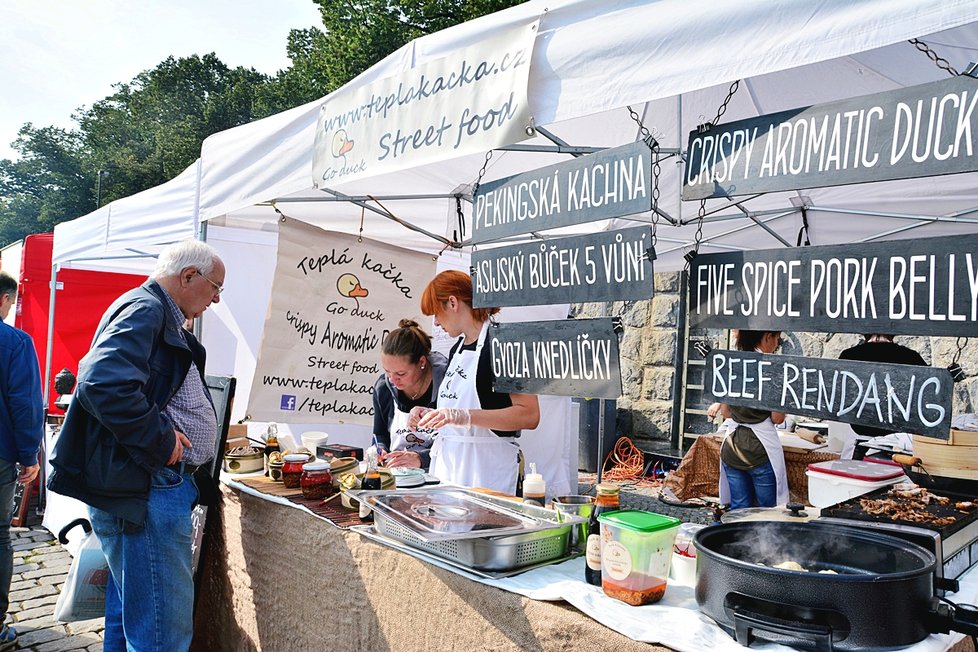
[348,487,575,542]
[351,524,580,579]
[348,487,583,572]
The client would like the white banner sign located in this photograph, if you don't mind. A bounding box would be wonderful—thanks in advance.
[248,221,437,425]
[312,21,537,187]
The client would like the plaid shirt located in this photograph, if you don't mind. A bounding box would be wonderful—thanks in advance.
[160,291,217,466]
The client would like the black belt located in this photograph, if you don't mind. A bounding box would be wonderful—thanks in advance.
[167,461,207,475]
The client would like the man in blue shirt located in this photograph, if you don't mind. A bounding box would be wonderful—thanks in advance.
[0,271,43,650]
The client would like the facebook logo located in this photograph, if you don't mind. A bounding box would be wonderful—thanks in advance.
[280,395,297,411]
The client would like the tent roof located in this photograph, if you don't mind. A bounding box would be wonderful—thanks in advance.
[51,160,200,271]
[55,0,978,271]
[196,0,978,271]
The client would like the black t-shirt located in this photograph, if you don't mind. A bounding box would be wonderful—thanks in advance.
[839,341,928,437]
[449,337,518,438]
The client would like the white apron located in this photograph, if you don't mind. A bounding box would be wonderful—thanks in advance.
[430,322,521,494]
[389,403,435,456]
[718,417,789,506]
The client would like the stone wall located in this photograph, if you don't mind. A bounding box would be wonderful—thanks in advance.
[572,272,978,452]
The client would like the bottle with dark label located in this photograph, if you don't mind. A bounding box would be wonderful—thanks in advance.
[359,448,381,521]
[584,483,620,586]
[263,422,280,476]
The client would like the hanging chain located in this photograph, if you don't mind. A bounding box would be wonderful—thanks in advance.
[707,80,740,132]
[471,149,494,199]
[953,337,968,365]
[683,82,741,274]
[627,106,662,247]
[909,39,959,77]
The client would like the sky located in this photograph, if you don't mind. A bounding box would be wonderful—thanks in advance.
[0,0,324,161]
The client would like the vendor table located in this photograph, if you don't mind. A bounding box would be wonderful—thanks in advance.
[663,434,839,505]
[191,482,672,652]
[192,479,973,652]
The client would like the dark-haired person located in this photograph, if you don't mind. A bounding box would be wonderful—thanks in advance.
[708,330,788,509]
[409,271,539,494]
[372,319,448,468]
[0,272,43,649]
[839,333,927,439]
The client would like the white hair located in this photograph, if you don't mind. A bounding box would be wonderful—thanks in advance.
[151,240,220,279]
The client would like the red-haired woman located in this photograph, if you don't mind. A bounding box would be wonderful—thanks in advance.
[409,270,540,494]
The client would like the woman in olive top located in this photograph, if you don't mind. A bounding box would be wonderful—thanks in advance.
[710,330,788,509]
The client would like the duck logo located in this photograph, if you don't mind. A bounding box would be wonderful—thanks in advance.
[331,129,355,165]
[336,273,369,309]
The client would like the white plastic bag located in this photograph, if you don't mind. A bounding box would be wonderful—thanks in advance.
[53,518,109,622]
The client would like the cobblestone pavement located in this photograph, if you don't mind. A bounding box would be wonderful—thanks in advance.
[6,512,103,652]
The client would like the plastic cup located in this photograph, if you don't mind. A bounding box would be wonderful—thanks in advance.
[597,510,680,605]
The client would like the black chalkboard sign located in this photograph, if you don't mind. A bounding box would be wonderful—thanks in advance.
[472,141,653,243]
[472,226,655,307]
[688,233,978,336]
[704,350,953,438]
[683,76,978,200]
[488,318,622,398]
[192,375,236,613]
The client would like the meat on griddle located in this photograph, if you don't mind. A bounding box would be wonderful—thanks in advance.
[856,483,967,528]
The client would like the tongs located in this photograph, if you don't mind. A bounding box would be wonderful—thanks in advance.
[892,453,935,485]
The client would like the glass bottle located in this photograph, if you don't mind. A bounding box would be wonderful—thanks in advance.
[359,448,382,521]
[263,422,280,476]
[585,483,620,586]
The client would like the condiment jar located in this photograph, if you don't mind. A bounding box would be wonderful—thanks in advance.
[282,453,309,489]
[300,461,334,500]
[329,457,359,487]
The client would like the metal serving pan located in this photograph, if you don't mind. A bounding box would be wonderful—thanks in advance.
[348,487,583,572]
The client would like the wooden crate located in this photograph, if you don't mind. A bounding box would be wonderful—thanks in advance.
[913,429,978,480]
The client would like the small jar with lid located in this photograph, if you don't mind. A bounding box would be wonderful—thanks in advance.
[282,453,309,488]
[300,461,334,500]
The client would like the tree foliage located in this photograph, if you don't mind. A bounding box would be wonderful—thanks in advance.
[0,0,524,247]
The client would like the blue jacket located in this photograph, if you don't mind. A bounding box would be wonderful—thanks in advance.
[0,322,43,466]
[47,280,207,525]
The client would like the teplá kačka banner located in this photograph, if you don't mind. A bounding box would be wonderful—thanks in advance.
[248,220,436,425]
[312,20,537,187]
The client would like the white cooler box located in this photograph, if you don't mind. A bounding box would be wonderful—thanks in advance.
[806,459,907,507]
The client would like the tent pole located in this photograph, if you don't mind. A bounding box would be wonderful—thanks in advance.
[39,261,59,513]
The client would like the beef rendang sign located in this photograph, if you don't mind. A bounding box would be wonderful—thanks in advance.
[705,351,953,438]
[684,76,978,200]
[689,233,978,336]
[472,141,653,243]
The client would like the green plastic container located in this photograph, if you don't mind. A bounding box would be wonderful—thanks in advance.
[596,510,681,605]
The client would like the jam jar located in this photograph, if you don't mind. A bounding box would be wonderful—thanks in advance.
[281,453,309,489]
[300,461,334,500]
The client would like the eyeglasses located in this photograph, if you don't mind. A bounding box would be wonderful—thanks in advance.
[196,269,224,295]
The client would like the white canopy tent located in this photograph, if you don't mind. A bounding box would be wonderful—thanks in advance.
[47,0,978,499]
[197,0,978,270]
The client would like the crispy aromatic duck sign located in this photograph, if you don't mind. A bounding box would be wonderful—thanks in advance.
[689,233,978,336]
[705,351,953,439]
[248,220,436,425]
[471,141,653,244]
[471,226,655,307]
[684,76,978,200]
[489,318,622,399]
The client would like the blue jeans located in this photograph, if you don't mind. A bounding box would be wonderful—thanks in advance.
[724,461,777,509]
[89,468,198,652]
[0,460,16,618]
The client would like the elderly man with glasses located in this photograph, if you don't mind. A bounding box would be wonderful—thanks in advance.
[48,239,225,652]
